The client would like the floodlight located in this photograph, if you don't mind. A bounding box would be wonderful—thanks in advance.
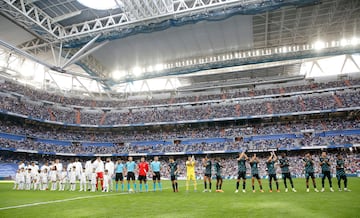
[132,66,142,77]
[350,37,359,46]
[314,40,325,50]
[111,70,125,80]
[155,64,164,71]
[340,38,349,46]
[147,66,154,72]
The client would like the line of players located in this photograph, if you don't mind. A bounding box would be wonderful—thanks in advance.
[185,151,351,193]
[13,156,168,193]
[13,151,351,193]
[231,151,350,193]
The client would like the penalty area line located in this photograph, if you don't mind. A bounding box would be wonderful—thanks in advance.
[0,192,128,211]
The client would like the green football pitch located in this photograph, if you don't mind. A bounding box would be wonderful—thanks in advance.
[0,178,359,218]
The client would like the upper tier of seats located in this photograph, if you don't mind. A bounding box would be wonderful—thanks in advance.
[0,88,359,125]
[1,77,359,108]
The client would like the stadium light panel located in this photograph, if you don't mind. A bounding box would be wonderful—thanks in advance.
[155,64,164,71]
[314,40,325,50]
[132,66,143,77]
[77,0,123,10]
[340,38,349,46]
[111,70,125,80]
[350,37,359,46]
[147,66,154,72]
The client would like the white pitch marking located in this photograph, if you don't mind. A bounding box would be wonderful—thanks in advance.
[0,192,127,211]
[0,186,174,211]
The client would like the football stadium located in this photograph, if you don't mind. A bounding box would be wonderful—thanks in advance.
[0,0,359,217]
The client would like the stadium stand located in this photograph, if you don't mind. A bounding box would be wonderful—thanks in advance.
[0,116,359,156]
[0,78,359,126]
[0,0,359,185]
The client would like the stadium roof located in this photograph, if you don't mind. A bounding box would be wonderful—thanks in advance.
[0,0,359,94]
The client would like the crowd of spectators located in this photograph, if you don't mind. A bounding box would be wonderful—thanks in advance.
[0,133,359,155]
[1,77,359,108]
[1,150,359,179]
[186,142,230,152]
[0,118,358,143]
[0,90,359,125]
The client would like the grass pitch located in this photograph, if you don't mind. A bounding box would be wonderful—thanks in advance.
[0,178,359,218]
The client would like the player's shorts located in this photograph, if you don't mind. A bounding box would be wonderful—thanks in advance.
[187,173,196,181]
[115,173,123,182]
[305,172,315,179]
[336,174,347,180]
[252,174,260,180]
[86,172,92,181]
[237,171,246,180]
[204,173,211,178]
[152,172,161,181]
[57,172,62,179]
[171,175,177,181]
[97,172,104,179]
[282,173,291,179]
[268,174,277,181]
[216,175,222,180]
[138,175,147,181]
[127,172,135,181]
[322,171,331,179]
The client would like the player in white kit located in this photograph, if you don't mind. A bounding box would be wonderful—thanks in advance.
[18,168,25,190]
[13,169,21,190]
[33,170,41,190]
[79,168,87,192]
[85,160,93,191]
[74,158,82,180]
[54,159,63,187]
[18,161,26,171]
[105,158,115,192]
[50,166,58,191]
[59,168,68,191]
[91,168,97,192]
[40,169,49,190]
[25,168,32,190]
[69,166,77,191]
[102,170,110,192]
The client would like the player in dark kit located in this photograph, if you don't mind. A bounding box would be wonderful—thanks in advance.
[336,154,350,192]
[266,151,280,193]
[279,153,297,192]
[214,157,224,193]
[202,155,212,192]
[249,154,264,193]
[168,157,179,192]
[235,151,248,193]
[320,151,334,192]
[303,153,319,192]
